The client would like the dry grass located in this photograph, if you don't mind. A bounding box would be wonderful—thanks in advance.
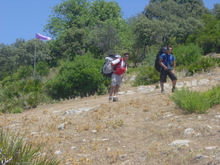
[1,68,220,164]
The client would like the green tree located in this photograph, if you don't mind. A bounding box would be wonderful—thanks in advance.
[45,0,90,36]
[143,0,207,45]
[48,27,87,62]
[89,0,121,24]
[187,14,220,54]
[45,0,127,61]
[87,21,120,58]
[213,3,220,20]
[0,44,19,82]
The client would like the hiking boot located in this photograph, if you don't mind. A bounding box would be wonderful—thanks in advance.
[172,87,175,93]
[109,97,112,103]
[161,90,165,94]
[113,97,118,102]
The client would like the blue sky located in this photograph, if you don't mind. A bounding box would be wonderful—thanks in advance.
[0,0,219,45]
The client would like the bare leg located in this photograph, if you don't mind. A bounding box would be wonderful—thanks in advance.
[172,80,177,88]
[109,86,115,97]
[160,82,164,91]
[113,85,120,96]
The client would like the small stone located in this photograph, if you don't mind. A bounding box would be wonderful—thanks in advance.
[169,140,190,146]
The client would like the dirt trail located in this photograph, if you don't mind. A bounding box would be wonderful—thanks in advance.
[1,68,220,165]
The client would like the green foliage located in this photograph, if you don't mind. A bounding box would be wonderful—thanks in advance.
[125,67,139,74]
[48,27,87,61]
[0,39,51,82]
[87,21,121,58]
[144,0,207,45]
[0,79,50,113]
[176,56,218,76]
[173,44,203,66]
[187,14,220,54]
[11,107,23,114]
[169,87,210,114]
[213,3,220,20]
[170,84,220,114]
[0,129,60,164]
[187,57,217,75]
[45,55,107,99]
[132,66,159,86]
[36,61,50,77]
[0,44,19,81]
[0,65,34,87]
[17,66,33,79]
[203,85,220,107]
[45,0,126,60]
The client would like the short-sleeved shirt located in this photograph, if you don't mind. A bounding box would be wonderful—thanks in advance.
[112,58,127,75]
[159,54,176,70]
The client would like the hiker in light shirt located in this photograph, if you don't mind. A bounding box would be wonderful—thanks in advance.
[109,53,129,102]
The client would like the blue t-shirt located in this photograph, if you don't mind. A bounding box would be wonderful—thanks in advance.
[159,54,176,70]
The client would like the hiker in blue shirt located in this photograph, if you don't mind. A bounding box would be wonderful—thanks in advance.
[159,46,177,93]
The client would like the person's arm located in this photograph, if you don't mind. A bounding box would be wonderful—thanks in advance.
[111,62,115,72]
[111,59,120,72]
[159,58,167,70]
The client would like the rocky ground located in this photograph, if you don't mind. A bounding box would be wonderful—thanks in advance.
[1,67,220,165]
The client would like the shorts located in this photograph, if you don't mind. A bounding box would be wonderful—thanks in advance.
[160,69,177,83]
[111,73,123,87]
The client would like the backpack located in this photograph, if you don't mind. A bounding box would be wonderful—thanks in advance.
[102,54,121,78]
[155,47,167,72]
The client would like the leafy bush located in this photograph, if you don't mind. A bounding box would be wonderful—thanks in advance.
[132,66,159,86]
[0,66,33,86]
[169,87,210,114]
[0,79,50,113]
[187,57,217,75]
[204,85,220,107]
[126,66,139,74]
[17,66,34,79]
[45,55,107,99]
[0,129,60,164]
[11,107,23,114]
[176,56,217,76]
[173,44,202,66]
[36,61,50,77]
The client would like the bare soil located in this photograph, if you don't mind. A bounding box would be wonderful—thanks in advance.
[1,67,220,165]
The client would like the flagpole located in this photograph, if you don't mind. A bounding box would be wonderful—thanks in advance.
[34,33,52,79]
[34,41,36,79]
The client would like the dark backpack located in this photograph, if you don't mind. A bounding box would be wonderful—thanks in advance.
[102,54,121,78]
[155,47,167,72]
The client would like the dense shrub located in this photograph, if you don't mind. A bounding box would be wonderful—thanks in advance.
[173,44,203,66]
[170,85,220,114]
[187,57,217,75]
[36,61,50,77]
[204,85,220,107]
[0,79,50,113]
[176,56,217,76]
[45,55,107,99]
[132,66,159,86]
[169,87,210,114]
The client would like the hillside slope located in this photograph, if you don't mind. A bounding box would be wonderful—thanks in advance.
[1,67,220,165]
